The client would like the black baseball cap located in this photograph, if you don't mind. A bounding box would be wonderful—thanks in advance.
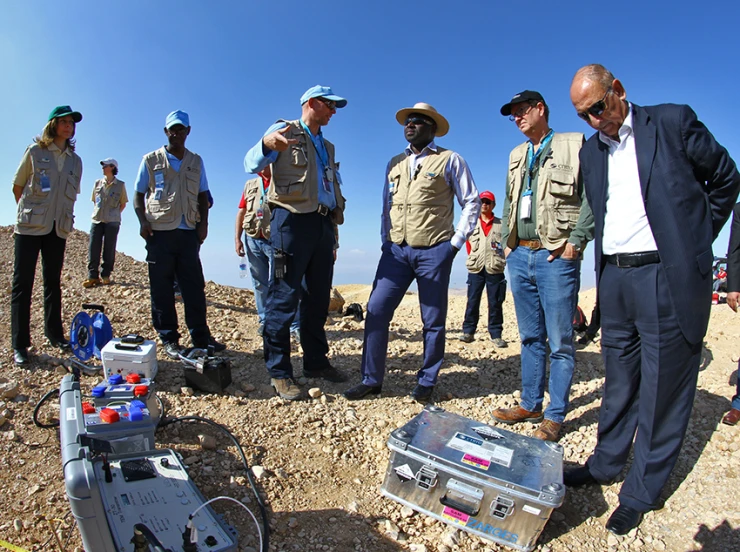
[500,90,546,116]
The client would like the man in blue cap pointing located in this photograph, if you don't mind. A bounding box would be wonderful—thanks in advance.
[245,85,348,400]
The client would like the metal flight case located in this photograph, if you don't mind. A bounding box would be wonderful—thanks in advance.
[380,406,564,551]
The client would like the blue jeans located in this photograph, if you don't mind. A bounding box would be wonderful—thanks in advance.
[245,236,299,332]
[506,246,580,423]
[462,270,506,338]
[733,362,740,410]
[360,240,457,388]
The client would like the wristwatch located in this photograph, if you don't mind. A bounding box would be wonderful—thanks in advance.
[568,242,582,253]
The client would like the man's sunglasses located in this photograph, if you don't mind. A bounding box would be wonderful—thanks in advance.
[481,199,493,205]
[404,116,434,127]
[577,87,612,121]
[317,97,337,111]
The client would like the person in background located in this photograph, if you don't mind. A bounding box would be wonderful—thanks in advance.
[459,190,508,348]
[722,202,740,425]
[83,158,127,288]
[11,106,84,365]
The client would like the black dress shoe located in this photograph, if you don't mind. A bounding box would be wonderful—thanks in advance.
[411,384,434,403]
[605,505,643,535]
[303,364,348,383]
[14,348,29,366]
[564,465,598,487]
[343,383,382,400]
[48,337,71,351]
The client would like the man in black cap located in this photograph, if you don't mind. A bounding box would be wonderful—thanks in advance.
[491,91,593,442]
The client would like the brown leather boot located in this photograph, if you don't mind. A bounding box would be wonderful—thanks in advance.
[533,419,561,441]
[491,406,544,424]
[271,378,301,401]
[722,408,740,426]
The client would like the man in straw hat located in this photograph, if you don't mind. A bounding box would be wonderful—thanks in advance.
[491,90,593,442]
[343,103,480,402]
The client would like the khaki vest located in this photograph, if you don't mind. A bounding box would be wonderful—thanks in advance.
[505,132,585,250]
[15,144,82,239]
[91,177,125,223]
[466,216,505,274]
[242,177,271,239]
[387,148,455,247]
[143,147,202,231]
[267,120,345,224]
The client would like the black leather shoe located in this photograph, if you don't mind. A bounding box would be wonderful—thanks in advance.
[303,364,348,383]
[411,384,434,403]
[564,465,598,487]
[208,337,226,352]
[343,383,382,400]
[14,348,29,366]
[605,505,643,535]
[48,337,71,351]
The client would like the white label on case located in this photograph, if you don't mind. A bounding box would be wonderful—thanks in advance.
[523,504,541,515]
[394,464,415,481]
[66,407,77,421]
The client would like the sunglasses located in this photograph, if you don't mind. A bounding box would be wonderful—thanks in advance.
[577,87,612,121]
[102,164,114,168]
[317,97,337,111]
[508,103,535,122]
[404,116,434,127]
[481,199,493,205]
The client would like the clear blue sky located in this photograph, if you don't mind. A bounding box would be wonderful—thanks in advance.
[2,1,739,291]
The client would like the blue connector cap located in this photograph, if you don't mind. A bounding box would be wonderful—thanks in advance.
[108,374,123,385]
[91,386,107,398]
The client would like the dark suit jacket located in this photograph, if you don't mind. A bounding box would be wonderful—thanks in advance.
[728,202,740,293]
[580,103,740,344]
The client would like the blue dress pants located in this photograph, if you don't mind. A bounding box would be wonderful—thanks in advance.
[462,270,506,338]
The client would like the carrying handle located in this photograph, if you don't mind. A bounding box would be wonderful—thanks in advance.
[120,334,145,344]
[82,303,105,314]
[115,343,140,351]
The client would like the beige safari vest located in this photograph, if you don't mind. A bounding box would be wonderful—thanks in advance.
[143,147,202,231]
[267,120,345,224]
[242,176,271,239]
[91,178,125,223]
[387,148,455,247]
[505,132,584,250]
[15,144,82,239]
[466,216,505,274]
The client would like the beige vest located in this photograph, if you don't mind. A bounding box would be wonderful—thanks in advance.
[387,148,455,247]
[267,120,345,224]
[15,144,82,239]
[242,176,271,239]
[466,216,505,274]
[505,132,584,250]
[91,177,125,223]
[143,147,202,231]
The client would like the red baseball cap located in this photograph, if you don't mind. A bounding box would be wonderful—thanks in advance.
[480,191,495,203]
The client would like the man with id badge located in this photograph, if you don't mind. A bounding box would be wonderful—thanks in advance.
[492,91,593,442]
[244,85,348,401]
[343,102,481,403]
[133,110,224,359]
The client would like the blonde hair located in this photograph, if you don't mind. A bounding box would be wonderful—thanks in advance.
[34,118,76,151]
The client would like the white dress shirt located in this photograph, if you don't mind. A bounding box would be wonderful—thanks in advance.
[599,105,658,254]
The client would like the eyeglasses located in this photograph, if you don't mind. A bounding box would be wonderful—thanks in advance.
[404,116,434,127]
[166,126,188,136]
[509,103,535,122]
[577,87,612,121]
[317,97,337,111]
[481,199,493,205]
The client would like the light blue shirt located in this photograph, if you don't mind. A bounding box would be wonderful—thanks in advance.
[134,148,209,230]
[244,120,337,210]
[381,141,481,250]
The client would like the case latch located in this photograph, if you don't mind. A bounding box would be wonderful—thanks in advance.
[416,465,438,491]
[490,494,515,519]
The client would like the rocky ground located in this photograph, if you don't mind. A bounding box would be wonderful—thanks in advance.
[0,226,738,552]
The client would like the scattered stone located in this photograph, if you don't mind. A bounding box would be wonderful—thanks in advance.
[27,484,42,495]
[308,388,322,399]
[4,430,18,441]
[198,434,217,450]
[400,505,414,518]
[13,519,22,532]
[55,365,69,375]
[252,466,266,479]
[181,387,195,396]
[241,383,256,392]
[607,534,619,547]
[183,456,199,466]
[0,381,20,400]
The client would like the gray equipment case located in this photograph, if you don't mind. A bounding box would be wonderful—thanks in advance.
[381,406,564,551]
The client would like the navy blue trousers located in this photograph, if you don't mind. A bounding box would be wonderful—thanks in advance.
[263,208,335,379]
[462,270,506,338]
[360,240,456,388]
[586,262,702,512]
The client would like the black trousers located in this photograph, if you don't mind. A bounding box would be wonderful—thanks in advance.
[586,262,702,512]
[11,229,67,349]
[88,221,120,279]
[462,270,506,338]
[145,229,210,347]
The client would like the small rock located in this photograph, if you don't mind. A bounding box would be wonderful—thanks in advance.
[28,484,42,495]
[409,545,427,552]
[252,465,266,479]
[0,381,20,400]
[0,415,5,427]
[13,519,22,532]
[198,434,217,450]
[55,365,69,375]
[288,517,298,528]
[181,387,195,396]
[241,383,256,393]
[607,534,619,547]
[400,506,414,518]
[183,456,199,466]
[4,430,18,441]
[308,388,322,399]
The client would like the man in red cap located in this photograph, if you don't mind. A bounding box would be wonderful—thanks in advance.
[460,191,507,347]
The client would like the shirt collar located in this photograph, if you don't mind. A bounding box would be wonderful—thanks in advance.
[599,103,633,146]
[405,140,437,156]
[299,119,322,139]
[48,142,70,156]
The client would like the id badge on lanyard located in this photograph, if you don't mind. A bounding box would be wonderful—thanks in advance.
[154,171,165,200]
[323,166,334,193]
[520,189,533,220]
[40,171,51,192]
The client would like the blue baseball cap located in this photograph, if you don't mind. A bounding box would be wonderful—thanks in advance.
[300,85,347,108]
[165,110,190,129]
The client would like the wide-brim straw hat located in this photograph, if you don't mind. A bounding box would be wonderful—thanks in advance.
[395,102,449,137]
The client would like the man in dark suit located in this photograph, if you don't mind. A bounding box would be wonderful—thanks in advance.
[722,203,740,425]
[566,64,740,535]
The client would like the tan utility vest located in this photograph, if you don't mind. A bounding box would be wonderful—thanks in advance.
[267,119,345,224]
[143,147,201,231]
[242,177,271,239]
[466,216,505,274]
[505,132,584,250]
[91,178,125,223]
[15,144,82,239]
[387,147,455,247]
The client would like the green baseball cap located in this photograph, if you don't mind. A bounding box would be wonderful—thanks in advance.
[48,105,82,123]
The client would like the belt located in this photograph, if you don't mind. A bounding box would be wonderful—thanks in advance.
[518,239,542,250]
[604,251,660,268]
[316,204,330,217]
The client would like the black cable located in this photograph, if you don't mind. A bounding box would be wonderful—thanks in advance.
[33,388,60,428]
[155,393,166,425]
[158,415,270,552]
[132,523,171,552]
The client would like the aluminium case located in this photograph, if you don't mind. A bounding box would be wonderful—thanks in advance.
[381,406,564,552]
[101,338,158,379]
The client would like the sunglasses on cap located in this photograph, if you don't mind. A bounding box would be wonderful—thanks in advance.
[404,116,434,127]
[317,97,337,110]
[577,87,612,121]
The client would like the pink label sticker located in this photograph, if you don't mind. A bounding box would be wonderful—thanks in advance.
[441,506,470,526]
[461,453,491,469]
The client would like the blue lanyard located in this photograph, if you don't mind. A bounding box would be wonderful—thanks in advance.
[299,120,329,171]
[525,129,554,189]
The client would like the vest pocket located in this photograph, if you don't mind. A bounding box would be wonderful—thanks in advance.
[146,201,176,224]
[548,170,576,197]
[290,145,308,167]
[57,208,75,234]
[17,204,48,228]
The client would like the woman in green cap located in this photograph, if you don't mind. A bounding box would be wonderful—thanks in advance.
[10,105,83,365]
